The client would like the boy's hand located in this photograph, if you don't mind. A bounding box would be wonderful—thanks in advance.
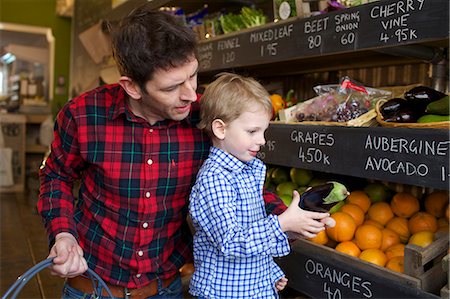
[275,276,288,291]
[278,190,333,239]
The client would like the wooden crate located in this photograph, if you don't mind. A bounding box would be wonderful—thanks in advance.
[277,233,448,298]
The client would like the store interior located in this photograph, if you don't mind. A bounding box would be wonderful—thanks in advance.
[0,0,449,298]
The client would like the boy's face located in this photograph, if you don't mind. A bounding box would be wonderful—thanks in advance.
[217,104,271,162]
[139,56,199,124]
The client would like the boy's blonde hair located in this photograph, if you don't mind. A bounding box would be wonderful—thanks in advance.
[198,72,272,137]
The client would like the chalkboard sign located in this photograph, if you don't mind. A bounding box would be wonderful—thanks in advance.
[277,239,440,298]
[197,0,449,72]
[258,124,449,190]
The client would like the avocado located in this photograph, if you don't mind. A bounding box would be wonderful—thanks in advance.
[426,95,449,115]
[417,114,450,123]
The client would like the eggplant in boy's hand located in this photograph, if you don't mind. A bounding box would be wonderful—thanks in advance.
[298,182,349,213]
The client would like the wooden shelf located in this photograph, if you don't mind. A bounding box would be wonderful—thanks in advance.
[196,0,448,75]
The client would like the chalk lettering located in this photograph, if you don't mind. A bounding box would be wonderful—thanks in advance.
[365,156,429,176]
[217,38,240,51]
[304,17,329,33]
[364,135,450,156]
[305,259,372,297]
[290,130,334,146]
[370,0,415,18]
[249,24,294,43]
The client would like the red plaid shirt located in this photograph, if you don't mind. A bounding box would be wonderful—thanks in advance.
[38,83,286,288]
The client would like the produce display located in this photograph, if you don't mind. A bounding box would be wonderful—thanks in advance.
[276,77,391,124]
[265,166,450,274]
[378,86,449,124]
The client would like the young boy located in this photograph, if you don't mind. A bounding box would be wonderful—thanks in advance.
[189,73,333,298]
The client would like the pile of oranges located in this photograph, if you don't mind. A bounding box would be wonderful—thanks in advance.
[307,188,449,274]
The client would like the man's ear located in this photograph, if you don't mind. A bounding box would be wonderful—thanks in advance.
[211,119,226,140]
[118,76,142,100]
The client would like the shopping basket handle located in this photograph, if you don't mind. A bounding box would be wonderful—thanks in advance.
[1,257,114,299]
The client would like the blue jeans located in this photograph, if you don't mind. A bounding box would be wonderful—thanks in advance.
[62,275,183,299]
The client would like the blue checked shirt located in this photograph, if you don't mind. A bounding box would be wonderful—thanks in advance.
[189,147,290,298]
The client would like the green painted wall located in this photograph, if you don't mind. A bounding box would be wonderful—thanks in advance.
[0,0,72,109]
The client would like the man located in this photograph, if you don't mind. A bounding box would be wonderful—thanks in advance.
[38,4,331,298]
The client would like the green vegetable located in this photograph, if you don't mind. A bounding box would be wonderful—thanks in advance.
[426,95,449,115]
[417,114,450,123]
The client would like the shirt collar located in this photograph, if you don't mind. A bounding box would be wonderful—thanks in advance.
[209,146,259,173]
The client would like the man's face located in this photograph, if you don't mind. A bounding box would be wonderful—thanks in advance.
[139,56,199,124]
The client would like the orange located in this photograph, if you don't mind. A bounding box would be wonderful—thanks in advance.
[340,203,365,226]
[386,217,410,243]
[359,248,388,267]
[424,190,449,218]
[380,228,401,251]
[355,224,383,250]
[385,243,405,260]
[386,256,404,273]
[367,202,394,226]
[270,94,285,117]
[363,219,384,230]
[335,241,361,257]
[408,212,438,234]
[390,192,420,218]
[346,190,371,213]
[308,230,329,245]
[408,231,434,248]
[326,212,357,242]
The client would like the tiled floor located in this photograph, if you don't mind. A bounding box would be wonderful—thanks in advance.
[1,192,306,299]
[1,192,63,298]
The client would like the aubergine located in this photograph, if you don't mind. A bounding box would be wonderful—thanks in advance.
[404,86,446,112]
[380,98,409,118]
[384,108,420,123]
[298,182,349,212]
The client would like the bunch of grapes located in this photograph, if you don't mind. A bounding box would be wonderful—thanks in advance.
[331,99,369,122]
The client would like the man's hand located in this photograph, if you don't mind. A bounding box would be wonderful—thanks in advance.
[47,232,88,278]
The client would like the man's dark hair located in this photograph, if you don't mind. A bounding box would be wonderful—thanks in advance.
[110,6,197,92]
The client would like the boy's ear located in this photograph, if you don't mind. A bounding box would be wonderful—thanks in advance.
[211,119,226,140]
[118,76,142,100]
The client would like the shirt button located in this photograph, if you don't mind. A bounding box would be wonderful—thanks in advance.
[147,159,153,165]
[145,191,151,198]
[137,250,144,257]
[142,222,149,228]
[149,129,153,133]
[136,274,141,278]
